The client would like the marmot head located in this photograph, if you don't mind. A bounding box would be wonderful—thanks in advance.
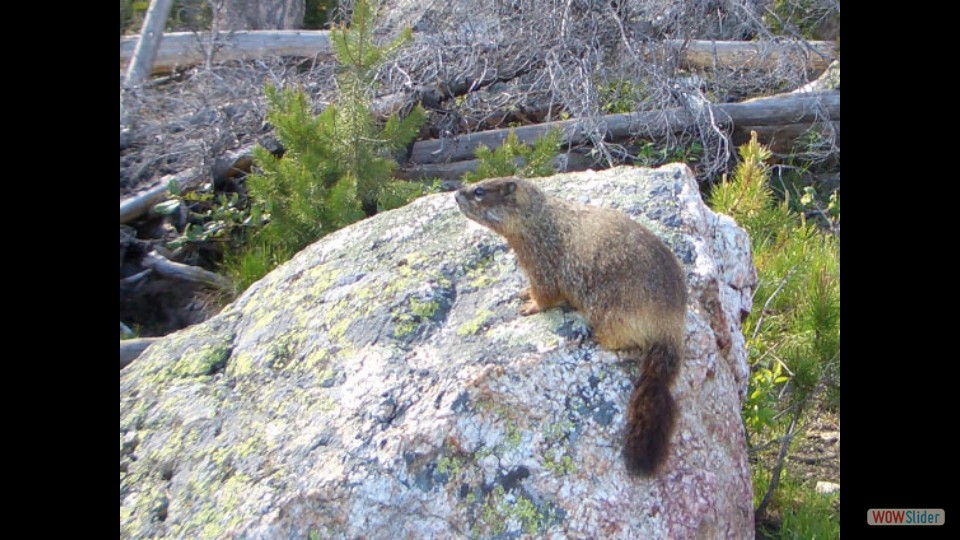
[455,177,544,236]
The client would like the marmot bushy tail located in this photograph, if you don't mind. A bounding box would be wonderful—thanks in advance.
[623,340,680,475]
[455,176,687,477]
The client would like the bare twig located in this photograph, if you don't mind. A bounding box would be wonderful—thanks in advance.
[755,377,827,517]
[751,266,799,341]
[120,268,153,286]
[142,251,230,289]
[755,402,801,517]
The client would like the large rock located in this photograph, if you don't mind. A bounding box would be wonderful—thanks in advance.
[120,164,756,538]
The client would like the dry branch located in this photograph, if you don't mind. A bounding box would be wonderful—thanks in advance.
[142,251,231,289]
[120,31,836,76]
[410,91,840,165]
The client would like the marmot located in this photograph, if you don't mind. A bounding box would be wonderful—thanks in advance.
[455,177,687,476]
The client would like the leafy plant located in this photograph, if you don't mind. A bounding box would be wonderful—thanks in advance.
[764,0,840,40]
[634,140,702,167]
[153,180,261,253]
[709,131,840,521]
[463,129,561,183]
[597,79,647,115]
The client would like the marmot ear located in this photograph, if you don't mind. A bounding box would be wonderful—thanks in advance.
[504,181,517,195]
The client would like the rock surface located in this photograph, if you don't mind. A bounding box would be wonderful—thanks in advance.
[120,164,757,538]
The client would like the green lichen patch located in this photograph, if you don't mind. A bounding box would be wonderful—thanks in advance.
[392,314,421,338]
[472,485,563,537]
[410,297,441,319]
[313,394,338,413]
[483,308,576,351]
[301,348,332,374]
[436,454,464,480]
[171,472,252,538]
[324,301,354,341]
[266,335,301,370]
[543,417,576,441]
[170,344,230,378]
[247,309,280,334]
[390,290,452,341]
[227,351,256,377]
[540,415,578,475]
[456,309,495,336]
[542,448,577,475]
[504,422,523,449]
[464,254,500,289]
[306,262,340,297]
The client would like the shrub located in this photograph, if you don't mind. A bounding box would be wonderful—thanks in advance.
[710,131,840,520]
[231,0,427,288]
[463,129,561,183]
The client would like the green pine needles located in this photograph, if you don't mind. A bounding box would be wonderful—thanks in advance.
[710,131,840,526]
[234,0,426,290]
[463,129,561,183]
[712,131,840,419]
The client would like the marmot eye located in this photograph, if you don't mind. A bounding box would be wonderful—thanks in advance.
[473,187,486,198]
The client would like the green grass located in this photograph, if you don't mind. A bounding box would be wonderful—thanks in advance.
[754,470,840,540]
[223,242,289,296]
[710,131,839,536]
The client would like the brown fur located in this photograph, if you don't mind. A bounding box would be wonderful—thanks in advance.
[455,177,687,476]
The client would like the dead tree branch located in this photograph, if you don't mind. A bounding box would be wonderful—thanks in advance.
[142,251,230,289]
[124,0,176,86]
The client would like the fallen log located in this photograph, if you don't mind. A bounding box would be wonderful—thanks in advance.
[120,92,838,219]
[120,30,333,74]
[395,151,599,183]
[409,91,840,165]
[735,121,840,155]
[673,40,836,72]
[120,31,836,76]
[121,139,270,224]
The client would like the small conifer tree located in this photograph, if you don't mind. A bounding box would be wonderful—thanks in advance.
[236,0,426,288]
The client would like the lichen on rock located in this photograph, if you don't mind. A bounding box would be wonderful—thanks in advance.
[120,164,757,539]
